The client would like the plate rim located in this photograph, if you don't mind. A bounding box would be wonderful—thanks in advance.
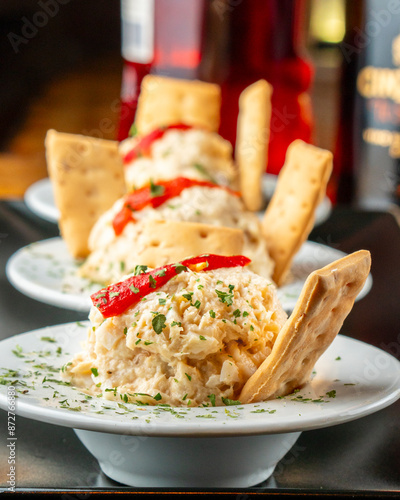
[24,177,59,223]
[5,237,373,314]
[24,175,332,226]
[0,322,398,437]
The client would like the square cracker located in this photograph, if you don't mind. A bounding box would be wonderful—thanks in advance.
[262,139,333,286]
[235,79,273,211]
[239,249,371,403]
[135,220,244,268]
[134,75,221,135]
[45,130,126,259]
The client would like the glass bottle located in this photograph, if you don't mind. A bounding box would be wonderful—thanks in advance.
[336,0,400,208]
[118,0,314,176]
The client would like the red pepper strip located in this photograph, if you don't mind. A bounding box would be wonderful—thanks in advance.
[112,177,241,236]
[123,123,193,164]
[91,254,251,318]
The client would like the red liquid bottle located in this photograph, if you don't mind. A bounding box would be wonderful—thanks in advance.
[118,0,314,175]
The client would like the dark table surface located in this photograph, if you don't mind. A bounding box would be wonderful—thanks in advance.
[0,199,400,497]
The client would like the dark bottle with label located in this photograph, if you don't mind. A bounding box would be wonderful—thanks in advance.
[118,0,314,176]
[336,0,400,208]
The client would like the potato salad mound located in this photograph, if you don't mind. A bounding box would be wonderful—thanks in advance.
[120,127,238,191]
[79,183,274,285]
[61,265,287,407]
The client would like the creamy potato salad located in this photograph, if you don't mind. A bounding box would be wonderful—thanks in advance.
[120,127,238,190]
[61,262,287,407]
[79,185,274,285]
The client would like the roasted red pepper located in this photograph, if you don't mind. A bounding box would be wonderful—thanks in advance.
[91,254,251,318]
[123,123,193,164]
[112,177,240,235]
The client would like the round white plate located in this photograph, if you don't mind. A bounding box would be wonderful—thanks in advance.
[24,178,59,223]
[261,174,332,226]
[5,237,373,313]
[24,175,332,226]
[0,323,399,436]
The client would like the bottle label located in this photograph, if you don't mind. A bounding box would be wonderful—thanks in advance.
[121,0,154,63]
[354,0,400,208]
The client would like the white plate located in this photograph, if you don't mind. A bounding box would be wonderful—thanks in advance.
[24,175,332,226]
[261,173,332,225]
[1,323,398,487]
[24,178,59,223]
[0,324,399,435]
[5,237,373,313]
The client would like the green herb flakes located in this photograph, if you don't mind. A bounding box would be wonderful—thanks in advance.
[221,397,241,406]
[134,264,148,276]
[150,180,165,197]
[41,336,56,343]
[152,313,166,334]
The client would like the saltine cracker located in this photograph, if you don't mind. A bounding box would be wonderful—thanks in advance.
[45,130,126,259]
[134,75,221,134]
[236,79,272,211]
[240,249,371,403]
[262,139,333,286]
[135,220,244,268]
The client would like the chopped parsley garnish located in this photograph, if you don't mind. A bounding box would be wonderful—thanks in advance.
[150,180,165,197]
[129,285,140,294]
[182,292,193,302]
[233,309,241,318]
[326,390,336,398]
[199,335,207,341]
[207,394,216,407]
[41,336,56,343]
[242,311,249,317]
[149,275,157,288]
[209,310,216,318]
[129,123,138,137]
[12,345,24,358]
[215,287,234,307]
[193,163,217,183]
[123,327,128,335]
[155,268,166,277]
[173,263,188,274]
[91,368,99,377]
[171,321,182,328]
[185,373,192,381]
[221,397,241,406]
[152,313,166,334]
[154,393,162,401]
[193,300,201,309]
[134,264,148,276]
[158,298,167,305]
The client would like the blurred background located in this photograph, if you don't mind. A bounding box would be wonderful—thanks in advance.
[0,0,397,209]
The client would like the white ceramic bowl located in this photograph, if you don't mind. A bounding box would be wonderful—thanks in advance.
[75,429,301,487]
